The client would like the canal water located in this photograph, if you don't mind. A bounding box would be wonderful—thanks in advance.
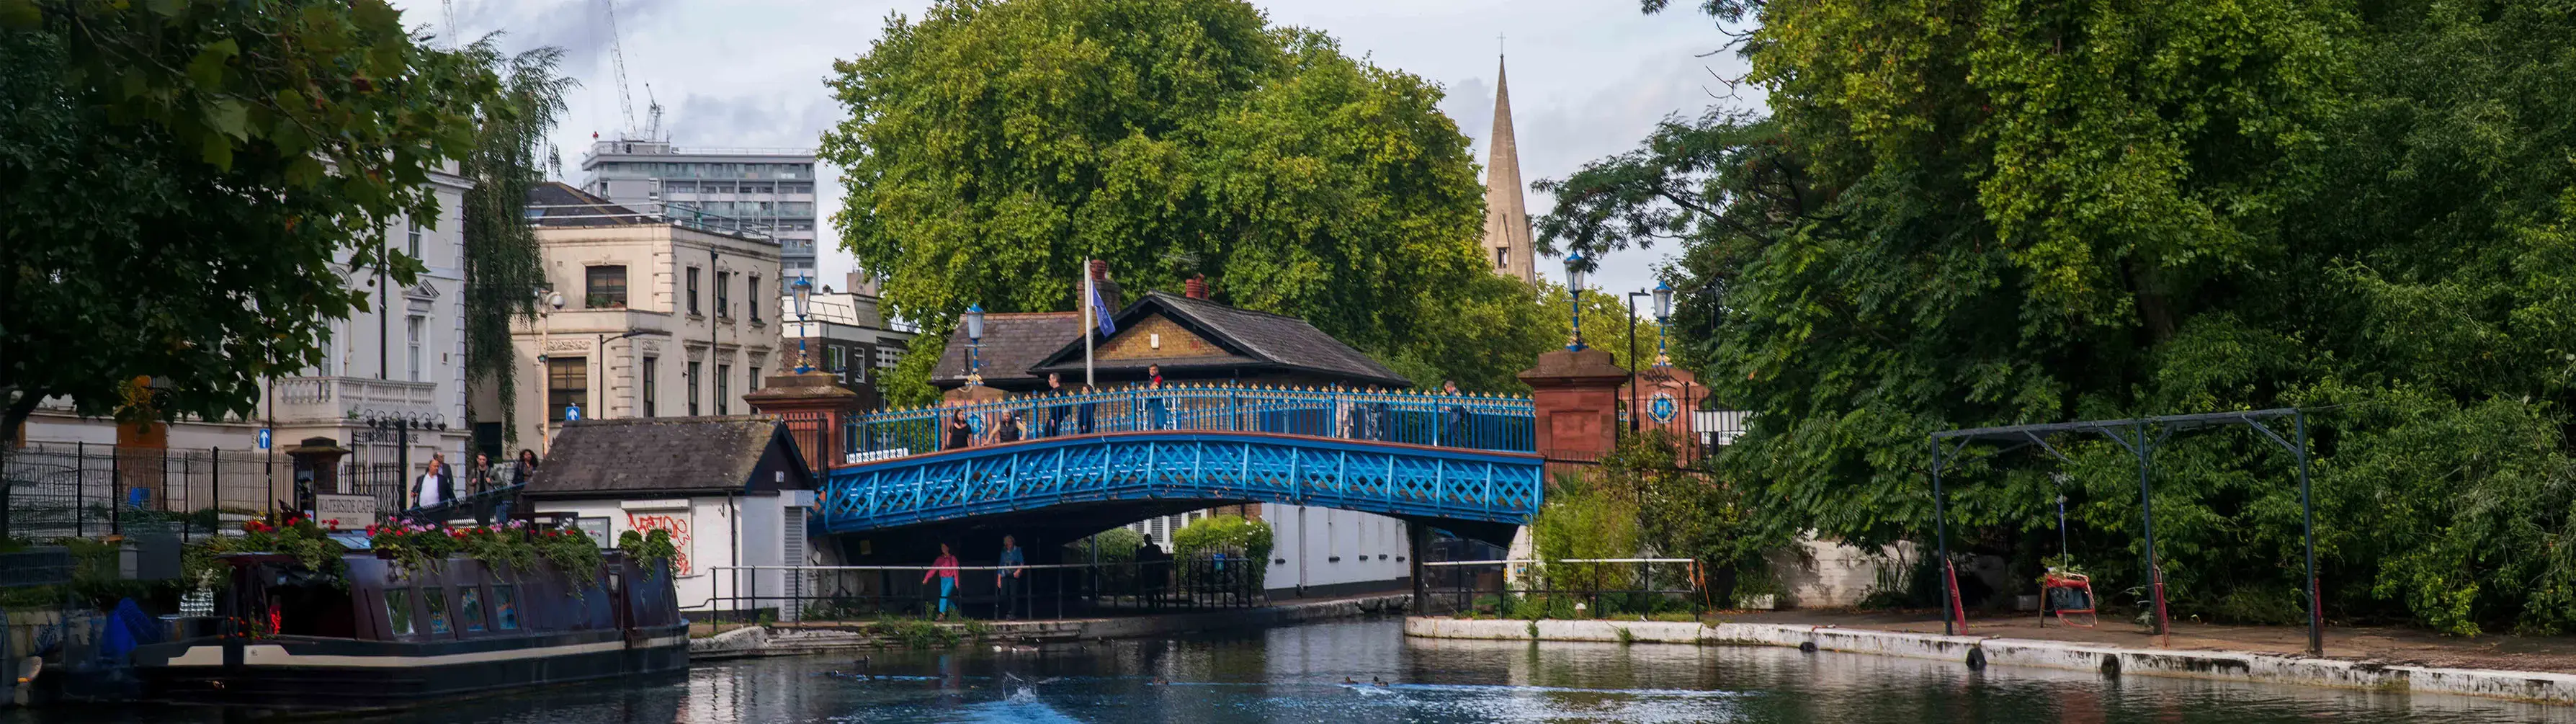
[11,619,2572,723]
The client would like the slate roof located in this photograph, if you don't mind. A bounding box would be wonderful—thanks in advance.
[1027,292,1410,388]
[523,416,813,498]
[526,182,653,227]
[928,312,1079,389]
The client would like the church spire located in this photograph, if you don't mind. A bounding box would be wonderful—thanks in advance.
[1481,54,1536,285]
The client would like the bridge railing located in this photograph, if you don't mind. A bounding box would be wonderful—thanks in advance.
[841,385,1535,464]
[694,558,1267,627]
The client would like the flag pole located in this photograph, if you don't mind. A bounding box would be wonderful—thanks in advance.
[1083,260,1096,388]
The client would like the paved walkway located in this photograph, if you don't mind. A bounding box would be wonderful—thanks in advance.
[1719,609,2576,674]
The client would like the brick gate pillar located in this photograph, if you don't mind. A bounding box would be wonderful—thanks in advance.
[743,371,864,473]
[1517,347,1629,471]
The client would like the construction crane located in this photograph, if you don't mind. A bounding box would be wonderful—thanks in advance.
[604,0,636,133]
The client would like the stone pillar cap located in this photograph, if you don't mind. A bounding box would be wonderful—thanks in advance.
[1518,347,1629,387]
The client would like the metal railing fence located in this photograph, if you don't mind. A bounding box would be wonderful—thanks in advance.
[697,556,1268,629]
[1418,558,1707,619]
[2,442,284,542]
[844,385,1536,462]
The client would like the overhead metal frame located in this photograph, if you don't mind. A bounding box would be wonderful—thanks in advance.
[1927,408,2319,655]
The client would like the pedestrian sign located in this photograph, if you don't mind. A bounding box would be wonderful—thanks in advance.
[565,403,583,421]
[256,429,272,450]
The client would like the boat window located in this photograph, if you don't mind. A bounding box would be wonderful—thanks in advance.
[386,589,416,635]
[424,587,452,635]
[492,585,520,630]
[459,586,488,633]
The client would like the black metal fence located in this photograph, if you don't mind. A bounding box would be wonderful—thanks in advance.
[1,442,284,542]
[1418,558,1708,619]
[698,556,1269,627]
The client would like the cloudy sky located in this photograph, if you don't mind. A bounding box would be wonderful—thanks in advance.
[401,0,1760,300]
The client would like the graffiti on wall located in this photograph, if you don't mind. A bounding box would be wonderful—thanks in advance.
[625,512,695,576]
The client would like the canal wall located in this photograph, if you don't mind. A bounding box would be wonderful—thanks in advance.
[1403,617,2576,706]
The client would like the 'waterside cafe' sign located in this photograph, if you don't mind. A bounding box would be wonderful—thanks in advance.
[316,494,379,529]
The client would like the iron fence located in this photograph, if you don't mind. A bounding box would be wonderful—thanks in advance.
[844,385,1536,462]
[1418,558,1708,619]
[1,442,285,542]
[697,557,1268,628]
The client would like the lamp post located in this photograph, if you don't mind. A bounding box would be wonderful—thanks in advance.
[535,287,563,454]
[1563,252,1588,352]
[1651,280,1673,367]
[1624,289,1653,432]
[792,277,815,373]
[596,329,668,419]
[962,304,987,386]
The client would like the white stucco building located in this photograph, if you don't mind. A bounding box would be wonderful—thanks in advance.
[489,182,782,453]
[519,416,816,616]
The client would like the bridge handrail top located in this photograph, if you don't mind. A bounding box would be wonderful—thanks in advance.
[701,562,1235,572]
[829,429,1544,469]
[1420,558,1698,566]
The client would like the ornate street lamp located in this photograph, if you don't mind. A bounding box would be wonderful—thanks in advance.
[1563,252,1588,352]
[963,303,987,386]
[1651,280,1673,367]
[792,277,815,373]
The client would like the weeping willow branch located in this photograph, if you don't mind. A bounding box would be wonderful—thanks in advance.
[457,39,575,445]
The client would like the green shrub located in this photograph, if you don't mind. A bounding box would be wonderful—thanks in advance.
[1172,515,1273,560]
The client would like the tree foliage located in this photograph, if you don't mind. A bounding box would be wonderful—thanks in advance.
[823,0,1561,396]
[0,0,491,441]
[457,40,574,444]
[1546,0,2576,633]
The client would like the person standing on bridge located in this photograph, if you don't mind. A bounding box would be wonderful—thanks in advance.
[1044,372,1073,437]
[994,411,1024,444]
[923,542,961,621]
[1144,365,1170,430]
[996,535,1027,620]
[945,410,973,451]
[1440,380,1468,447]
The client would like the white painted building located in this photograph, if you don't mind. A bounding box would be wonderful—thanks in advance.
[491,182,782,454]
[1126,504,1414,599]
[519,416,816,616]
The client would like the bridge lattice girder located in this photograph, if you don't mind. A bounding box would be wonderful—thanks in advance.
[819,432,1544,536]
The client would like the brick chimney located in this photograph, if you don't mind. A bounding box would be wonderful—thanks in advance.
[1184,274,1209,299]
[1073,259,1124,313]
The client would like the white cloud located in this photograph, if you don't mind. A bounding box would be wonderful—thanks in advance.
[400,0,1761,310]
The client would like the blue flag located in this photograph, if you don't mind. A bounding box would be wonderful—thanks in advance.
[1091,277,1116,337]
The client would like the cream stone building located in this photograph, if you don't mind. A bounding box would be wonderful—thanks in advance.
[486,183,781,453]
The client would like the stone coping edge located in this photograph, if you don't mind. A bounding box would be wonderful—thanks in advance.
[1403,617,2576,706]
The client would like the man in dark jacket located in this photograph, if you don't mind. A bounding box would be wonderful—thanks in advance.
[410,452,457,511]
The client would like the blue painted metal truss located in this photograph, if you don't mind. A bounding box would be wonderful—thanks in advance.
[818,432,1544,535]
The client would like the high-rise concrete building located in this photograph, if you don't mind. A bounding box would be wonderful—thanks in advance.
[1481,55,1537,285]
[580,138,818,292]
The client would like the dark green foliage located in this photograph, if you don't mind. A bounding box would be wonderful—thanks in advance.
[823,0,1575,401]
[1548,0,2576,634]
[0,1,493,442]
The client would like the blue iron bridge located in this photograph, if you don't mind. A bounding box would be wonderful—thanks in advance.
[819,385,1544,542]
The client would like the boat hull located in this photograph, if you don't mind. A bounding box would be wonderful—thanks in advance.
[130,624,689,710]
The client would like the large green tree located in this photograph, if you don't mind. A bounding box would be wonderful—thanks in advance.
[0,0,491,443]
[823,0,1549,401]
[1549,0,2575,633]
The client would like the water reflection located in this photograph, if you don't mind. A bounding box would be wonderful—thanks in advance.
[9,620,2574,723]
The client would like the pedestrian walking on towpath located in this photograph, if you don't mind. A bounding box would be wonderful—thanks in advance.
[923,543,961,621]
[997,535,1027,620]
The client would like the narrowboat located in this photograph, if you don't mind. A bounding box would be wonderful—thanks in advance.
[128,548,687,710]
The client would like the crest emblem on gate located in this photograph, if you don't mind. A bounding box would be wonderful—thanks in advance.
[1649,392,1678,424]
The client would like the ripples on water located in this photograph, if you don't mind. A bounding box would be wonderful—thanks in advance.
[12,620,2575,723]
